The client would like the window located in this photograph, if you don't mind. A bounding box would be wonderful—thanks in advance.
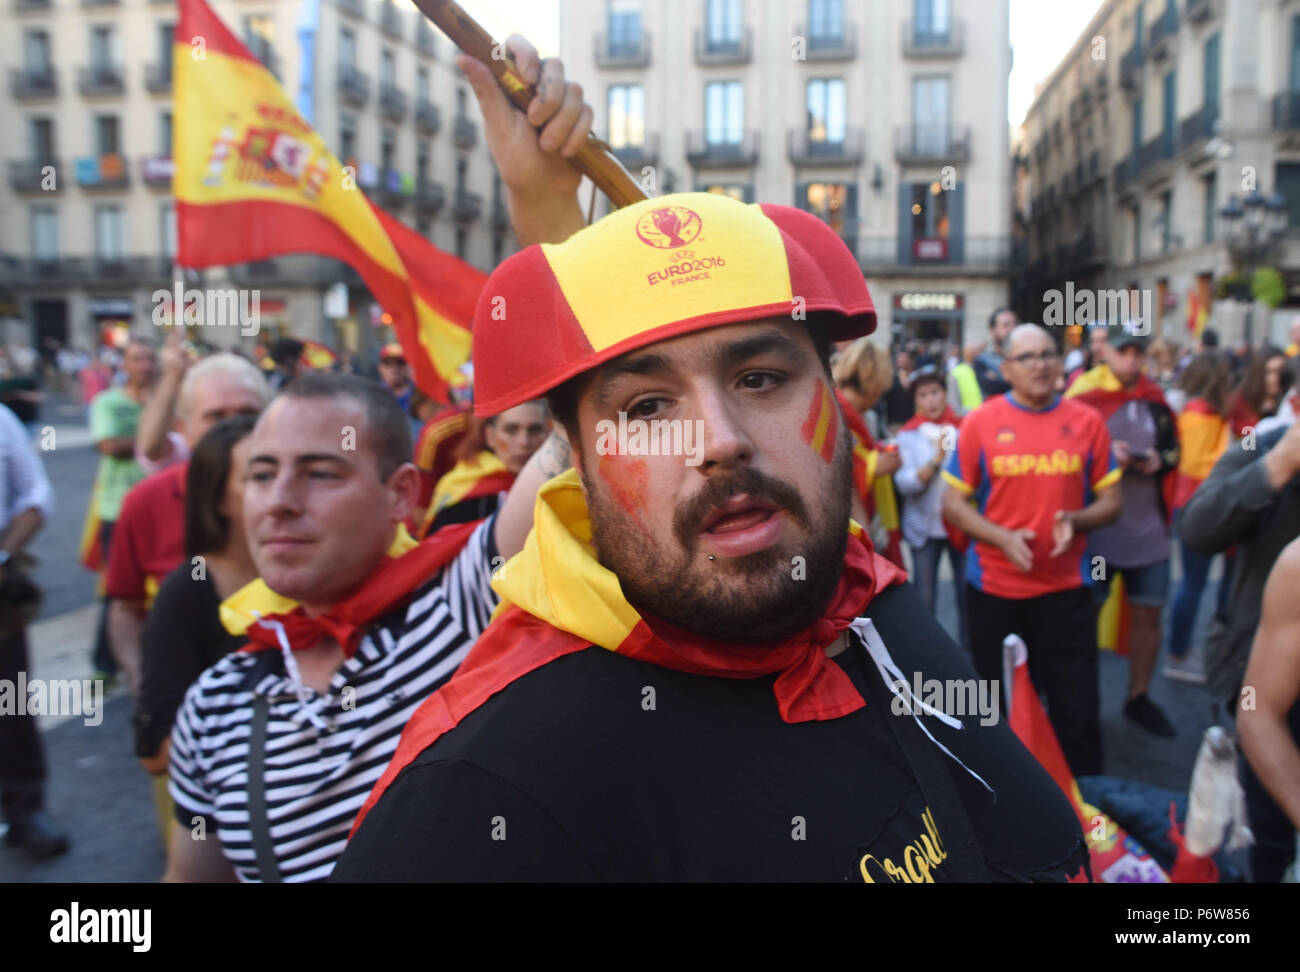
[30,118,55,161]
[1277,162,1300,229]
[492,232,505,266]
[24,31,50,73]
[456,87,467,115]
[1204,32,1220,119]
[806,79,846,143]
[1292,15,1300,93]
[1203,171,1216,245]
[1132,205,1141,263]
[31,207,58,261]
[705,0,742,49]
[244,14,274,68]
[1135,1,1145,58]
[417,66,429,103]
[909,180,950,241]
[340,27,356,69]
[416,143,430,184]
[913,0,951,42]
[339,113,357,163]
[1159,189,1172,252]
[160,203,176,258]
[159,111,172,155]
[1131,96,1143,163]
[381,48,395,88]
[1161,70,1176,154]
[94,204,125,259]
[157,23,174,76]
[802,182,856,237]
[381,129,395,171]
[607,0,642,56]
[456,155,467,191]
[705,80,743,145]
[808,0,843,42]
[912,77,950,154]
[608,84,645,149]
[95,115,120,156]
[455,226,467,259]
[90,25,118,71]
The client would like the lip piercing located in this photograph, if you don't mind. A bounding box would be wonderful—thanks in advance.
[707,555,716,561]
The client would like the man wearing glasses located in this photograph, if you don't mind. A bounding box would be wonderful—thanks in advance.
[942,324,1122,777]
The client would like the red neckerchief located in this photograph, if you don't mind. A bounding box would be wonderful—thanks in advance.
[242,520,479,658]
[900,406,963,433]
[351,533,907,837]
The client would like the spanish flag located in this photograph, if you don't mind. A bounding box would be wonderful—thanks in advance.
[419,451,516,538]
[173,0,484,401]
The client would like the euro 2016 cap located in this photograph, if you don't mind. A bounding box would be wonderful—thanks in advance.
[470,191,877,416]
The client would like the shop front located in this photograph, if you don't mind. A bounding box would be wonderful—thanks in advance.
[890,291,965,350]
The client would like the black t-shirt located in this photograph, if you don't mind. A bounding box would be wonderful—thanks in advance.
[134,564,246,758]
[335,581,1087,882]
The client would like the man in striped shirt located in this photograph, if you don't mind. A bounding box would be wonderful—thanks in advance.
[164,374,570,882]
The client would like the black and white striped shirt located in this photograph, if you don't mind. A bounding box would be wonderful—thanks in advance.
[168,516,498,883]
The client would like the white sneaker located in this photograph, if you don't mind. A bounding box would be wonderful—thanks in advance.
[1164,654,1207,684]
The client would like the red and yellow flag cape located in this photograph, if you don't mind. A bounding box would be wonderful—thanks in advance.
[419,451,516,538]
[173,0,484,401]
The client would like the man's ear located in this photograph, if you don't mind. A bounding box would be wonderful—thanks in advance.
[386,462,422,523]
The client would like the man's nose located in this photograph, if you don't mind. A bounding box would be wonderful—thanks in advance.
[693,386,755,475]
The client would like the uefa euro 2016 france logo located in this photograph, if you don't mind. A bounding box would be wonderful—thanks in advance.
[635,206,703,249]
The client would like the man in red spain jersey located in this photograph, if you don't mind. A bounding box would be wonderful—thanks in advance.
[942,324,1121,776]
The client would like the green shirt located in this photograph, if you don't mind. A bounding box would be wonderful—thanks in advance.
[90,387,146,522]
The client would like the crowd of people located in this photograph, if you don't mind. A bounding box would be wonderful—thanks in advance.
[0,37,1298,882]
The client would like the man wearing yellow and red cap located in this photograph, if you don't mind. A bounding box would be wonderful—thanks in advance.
[335,191,1090,882]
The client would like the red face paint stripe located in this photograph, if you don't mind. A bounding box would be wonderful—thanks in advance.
[599,454,652,537]
[802,381,827,445]
[819,386,838,463]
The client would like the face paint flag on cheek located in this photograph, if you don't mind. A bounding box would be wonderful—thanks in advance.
[801,381,839,464]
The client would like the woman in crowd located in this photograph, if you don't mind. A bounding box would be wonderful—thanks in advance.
[134,415,258,839]
[1228,345,1290,436]
[1165,353,1234,683]
[893,369,967,649]
[421,400,550,537]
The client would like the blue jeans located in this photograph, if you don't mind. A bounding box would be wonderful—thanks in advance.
[1168,539,1232,660]
[909,538,968,653]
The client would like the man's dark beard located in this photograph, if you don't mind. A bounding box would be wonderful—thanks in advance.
[582,435,853,643]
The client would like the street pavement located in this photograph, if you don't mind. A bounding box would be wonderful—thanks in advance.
[0,393,1235,881]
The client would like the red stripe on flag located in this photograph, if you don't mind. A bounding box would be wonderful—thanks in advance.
[178,0,262,65]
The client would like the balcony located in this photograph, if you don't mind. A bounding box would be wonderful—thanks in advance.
[1095,73,1109,101]
[224,255,363,286]
[1139,132,1175,173]
[6,258,84,284]
[787,127,864,166]
[1179,104,1219,150]
[145,62,172,93]
[893,125,971,165]
[490,197,509,230]
[90,256,134,280]
[1186,0,1213,24]
[1120,46,1142,91]
[79,64,125,96]
[902,19,964,58]
[686,130,760,168]
[694,28,752,65]
[609,133,660,170]
[850,234,1013,273]
[594,31,651,68]
[1114,155,1139,191]
[1273,91,1300,129]
[139,154,173,187]
[376,167,409,207]
[1069,228,1107,270]
[76,154,130,189]
[797,22,857,61]
[453,115,478,150]
[1086,149,1102,183]
[414,179,445,214]
[337,66,370,107]
[82,0,118,6]
[379,0,403,40]
[379,84,408,121]
[416,20,436,56]
[452,188,483,222]
[1148,4,1179,62]
[8,158,62,192]
[338,0,364,19]
[13,0,53,10]
[415,100,441,135]
[10,67,57,99]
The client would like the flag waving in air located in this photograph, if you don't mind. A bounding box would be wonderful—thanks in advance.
[173,0,485,400]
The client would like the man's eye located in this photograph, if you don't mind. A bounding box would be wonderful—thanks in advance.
[628,398,666,419]
[739,372,784,391]
[308,470,338,481]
